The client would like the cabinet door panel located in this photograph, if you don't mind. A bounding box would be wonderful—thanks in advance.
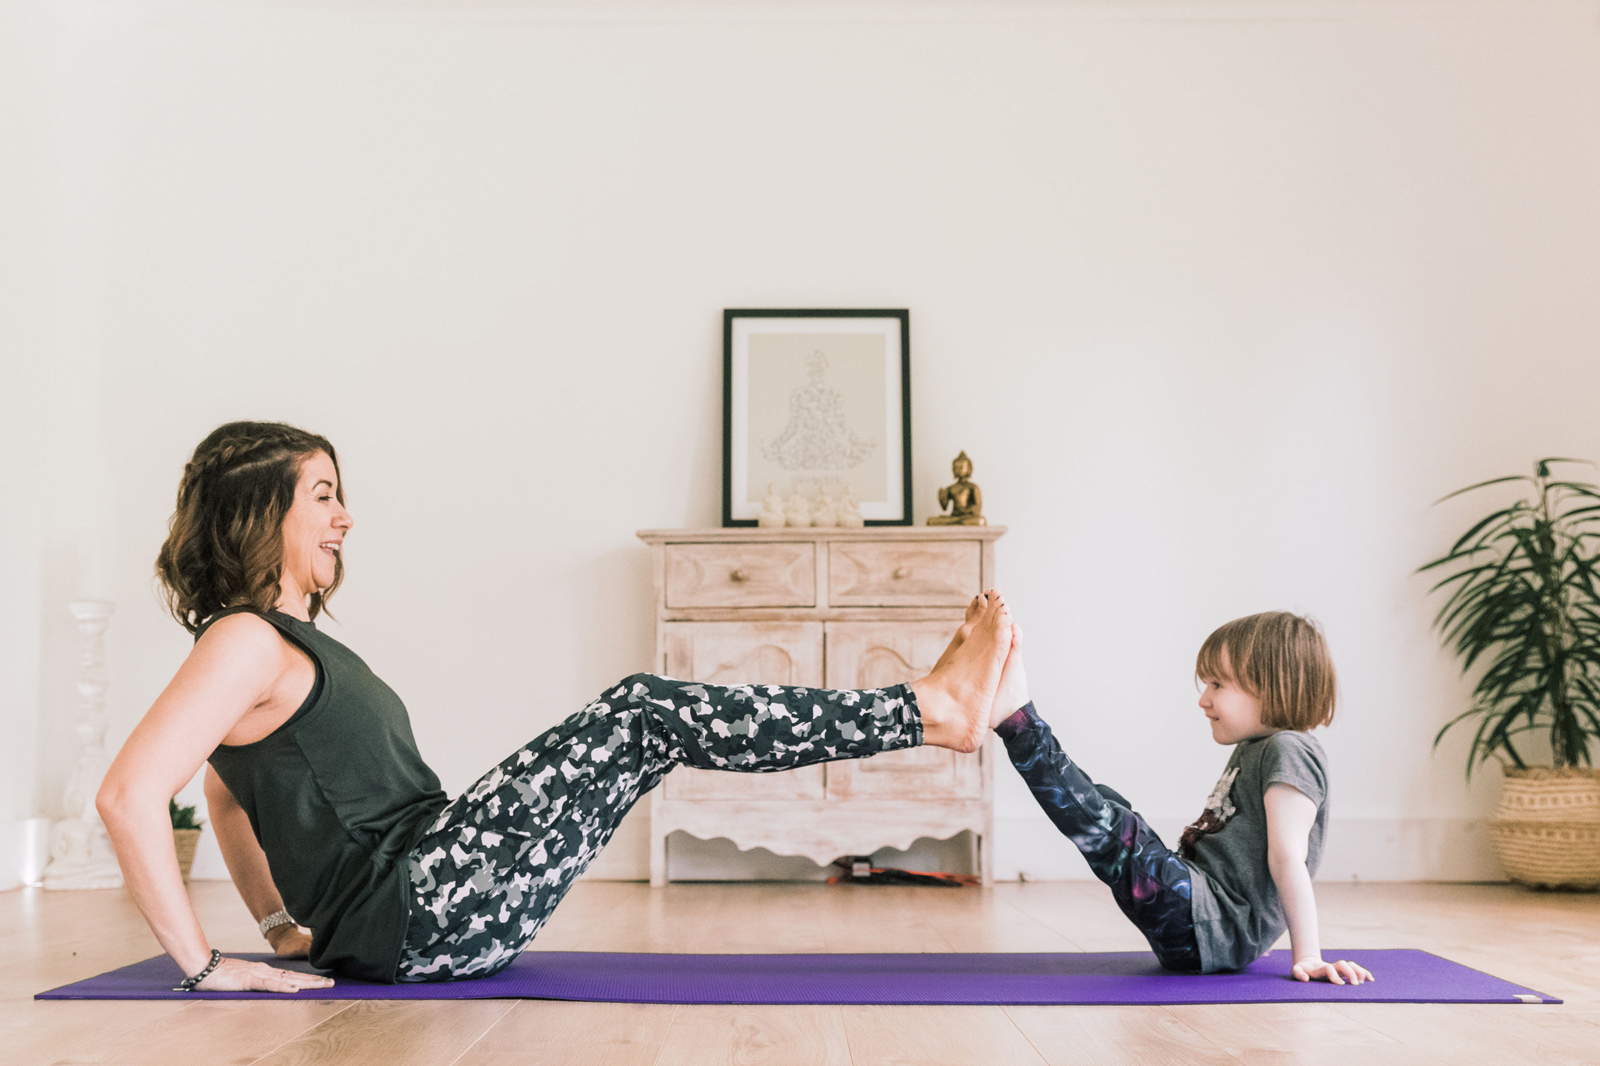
[823,621,982,799]
[662,622,825,800]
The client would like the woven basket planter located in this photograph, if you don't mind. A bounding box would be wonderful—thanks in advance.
[1488,767,1600,890]
[173,828,202,885]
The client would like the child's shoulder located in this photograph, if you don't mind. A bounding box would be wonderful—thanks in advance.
[1240,729,1325,762]
[1259,729,1330,796]
[1265,728,1326,758]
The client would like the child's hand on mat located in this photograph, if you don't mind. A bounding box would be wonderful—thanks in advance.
[1292,957,1374,985]
[266,923,313,959]
[195,956,336,993]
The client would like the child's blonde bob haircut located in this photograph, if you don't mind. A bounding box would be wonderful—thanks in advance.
[1195,612,1337,730]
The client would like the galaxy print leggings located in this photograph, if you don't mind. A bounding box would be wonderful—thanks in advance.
[395,673,921,981]
[997,703,1202,973]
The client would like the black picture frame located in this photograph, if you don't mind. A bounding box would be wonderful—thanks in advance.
[722,308,912,527]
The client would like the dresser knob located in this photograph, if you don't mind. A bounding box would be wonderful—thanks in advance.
[893,566,909,579]
[730,568,750,583]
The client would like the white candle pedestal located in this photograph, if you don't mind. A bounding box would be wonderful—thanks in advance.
[42,601,124,891]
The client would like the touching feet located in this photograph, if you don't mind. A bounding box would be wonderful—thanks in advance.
[930,593,986,674]
[929,594,1033,733]
[990,622,1031,729]
[912,591,1011,753]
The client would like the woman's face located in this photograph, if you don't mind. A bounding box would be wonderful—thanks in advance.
[279,451,353,603]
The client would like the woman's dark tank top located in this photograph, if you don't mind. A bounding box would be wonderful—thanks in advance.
[201,607,447,982]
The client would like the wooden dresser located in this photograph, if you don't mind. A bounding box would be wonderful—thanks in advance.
[636,526,1006,886]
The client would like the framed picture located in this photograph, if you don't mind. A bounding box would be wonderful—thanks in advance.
[723,309,911,527]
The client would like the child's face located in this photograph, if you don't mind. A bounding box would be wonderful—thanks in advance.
[1197,650,1270,744]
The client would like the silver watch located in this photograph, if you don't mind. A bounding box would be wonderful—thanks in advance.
[259,909,295,938]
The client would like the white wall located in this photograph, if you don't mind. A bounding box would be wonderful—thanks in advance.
[4,0,1599,885]
[0,0,58,888]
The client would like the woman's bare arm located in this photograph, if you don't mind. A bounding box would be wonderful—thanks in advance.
[97,614,333,992]
[203,767,311,959]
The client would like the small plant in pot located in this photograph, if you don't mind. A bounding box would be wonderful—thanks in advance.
[169,798,204,884]
[1420,458,1600,889]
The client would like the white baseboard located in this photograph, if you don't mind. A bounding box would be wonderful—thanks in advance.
[1315,816,1505,882]
[0,819,239,884]
[996,814,1507,883]
[0,818,52,890]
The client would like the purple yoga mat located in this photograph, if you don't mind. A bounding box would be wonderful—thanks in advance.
[37,949,1557,1005]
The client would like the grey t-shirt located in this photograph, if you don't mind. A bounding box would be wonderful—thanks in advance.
[1186,730,1329,973]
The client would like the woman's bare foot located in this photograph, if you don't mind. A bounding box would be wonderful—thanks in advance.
[912,592,1011,753]
[990,623,1031,729]
[930,594,987,674]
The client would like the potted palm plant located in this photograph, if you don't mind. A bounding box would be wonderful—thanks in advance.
[1420,458,1600,889]
[169,798,204,884]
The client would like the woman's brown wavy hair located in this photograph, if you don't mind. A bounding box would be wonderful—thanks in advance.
[156,421,345,634]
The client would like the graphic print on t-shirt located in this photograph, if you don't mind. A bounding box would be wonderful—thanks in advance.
[1178,766,1239,858]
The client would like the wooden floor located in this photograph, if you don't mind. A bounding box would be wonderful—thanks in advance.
[3,878,1598,1066]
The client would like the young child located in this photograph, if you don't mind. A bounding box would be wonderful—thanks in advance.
[989,609,1372,983]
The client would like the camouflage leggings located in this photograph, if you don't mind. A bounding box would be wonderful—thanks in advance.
[396,672,922,981]
[996,702,1203,973]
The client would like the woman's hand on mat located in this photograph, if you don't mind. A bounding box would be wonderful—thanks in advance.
[195,956,335,993]
[1291,956,1374,985]
[266,923,313,959]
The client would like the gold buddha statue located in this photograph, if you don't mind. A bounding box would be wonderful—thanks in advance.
[928,451,986,526]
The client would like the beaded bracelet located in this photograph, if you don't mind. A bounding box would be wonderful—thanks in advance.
[174,949,223,993]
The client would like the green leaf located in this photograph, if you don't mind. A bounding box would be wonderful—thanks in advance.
[1433,475,1533,505]
[1442,508,1522,558]
[1422,459,1600,779]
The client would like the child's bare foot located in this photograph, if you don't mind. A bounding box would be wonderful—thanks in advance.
[989,623,1030,729]
[930,594,987,674]
[912,591,1011,753]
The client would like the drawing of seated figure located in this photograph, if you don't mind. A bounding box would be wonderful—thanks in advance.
[761,352,877,471]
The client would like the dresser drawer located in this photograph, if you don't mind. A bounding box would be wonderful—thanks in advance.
[665,543,817,608]
[827,541,981,607]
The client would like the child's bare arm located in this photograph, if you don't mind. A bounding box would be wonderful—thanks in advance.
[1264,783,1373,985]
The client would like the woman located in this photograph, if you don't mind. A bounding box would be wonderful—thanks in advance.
[97,421,1012,993]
